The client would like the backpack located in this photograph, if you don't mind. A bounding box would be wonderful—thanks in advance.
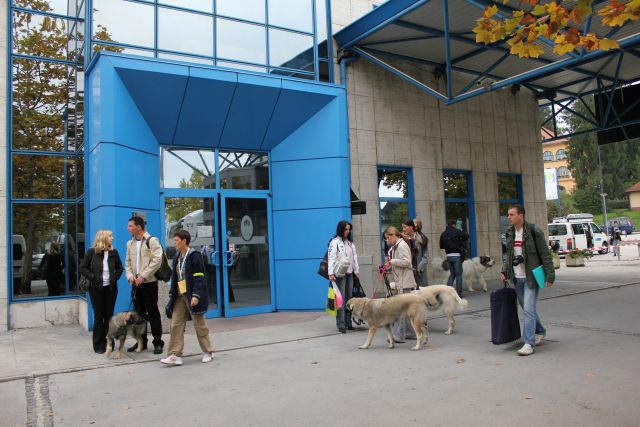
[146,237,172,282]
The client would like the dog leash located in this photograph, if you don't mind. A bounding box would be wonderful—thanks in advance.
[372,264,390,299]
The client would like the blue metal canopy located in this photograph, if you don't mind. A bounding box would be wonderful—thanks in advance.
[334,0,640,141]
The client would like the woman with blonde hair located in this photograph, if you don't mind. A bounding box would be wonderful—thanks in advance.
[384,226,418,342]
[80,230,123,353]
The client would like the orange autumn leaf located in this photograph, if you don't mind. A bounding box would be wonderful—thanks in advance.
[483,4,499,18]
[598,38,620,50]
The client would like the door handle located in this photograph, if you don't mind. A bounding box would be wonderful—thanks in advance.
[211,251,220,267]
[225,251,235,267]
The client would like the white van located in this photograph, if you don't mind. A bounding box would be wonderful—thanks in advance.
[548,214,609,255]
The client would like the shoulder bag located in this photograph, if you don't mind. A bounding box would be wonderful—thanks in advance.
[146,237,172,282]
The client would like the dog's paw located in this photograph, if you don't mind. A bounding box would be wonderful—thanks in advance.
[444,330,453,335]
[358,345,370,350]
[411,346,421,351]
[113,353,122,360]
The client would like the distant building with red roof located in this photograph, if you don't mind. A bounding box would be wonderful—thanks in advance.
[625,182,640,211]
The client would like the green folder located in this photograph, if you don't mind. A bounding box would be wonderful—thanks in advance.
[532,265,546,288]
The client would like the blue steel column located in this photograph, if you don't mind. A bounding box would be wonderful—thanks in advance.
[312,0,319,80]
[443,0,453,100]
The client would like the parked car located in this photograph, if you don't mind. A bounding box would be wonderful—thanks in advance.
[602,217,635,235]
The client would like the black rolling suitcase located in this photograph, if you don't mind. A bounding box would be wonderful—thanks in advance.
[491,284,521,345]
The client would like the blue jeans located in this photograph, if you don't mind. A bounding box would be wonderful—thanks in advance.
[335,274,353,330]
[514,278,546,347]
[446,256,463,294]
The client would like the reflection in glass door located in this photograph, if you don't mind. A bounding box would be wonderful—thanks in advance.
[164,197,220,316]
[221,196,272,315]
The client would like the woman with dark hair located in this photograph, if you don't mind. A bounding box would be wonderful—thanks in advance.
[412,219,430,288]
[328,220,360,333]
[161,230,214,366]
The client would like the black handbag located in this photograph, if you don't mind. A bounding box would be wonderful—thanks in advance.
[490,283,521,345]
[352,275,366,298]
[146,238,172,282]
[78,274,92,292]
[317,251,330,280]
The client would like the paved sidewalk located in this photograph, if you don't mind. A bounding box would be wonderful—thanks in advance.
[1,252,638,383]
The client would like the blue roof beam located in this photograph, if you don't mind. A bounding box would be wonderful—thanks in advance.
[392,20,617,83]
[351,46,449,102]
[449,33,640,105]
[360,35,442,48]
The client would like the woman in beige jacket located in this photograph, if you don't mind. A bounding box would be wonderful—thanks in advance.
[385,226,417,341]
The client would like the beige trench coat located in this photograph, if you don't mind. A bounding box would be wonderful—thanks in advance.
[389,239,417,293]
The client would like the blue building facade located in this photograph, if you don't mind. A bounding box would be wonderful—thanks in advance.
[6,0,348,324]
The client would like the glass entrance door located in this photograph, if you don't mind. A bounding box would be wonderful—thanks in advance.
[220,194,274,316]
[162,193,273,318]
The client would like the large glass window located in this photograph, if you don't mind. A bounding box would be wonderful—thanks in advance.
[161,148,216,189]
[87,0,333,82]
[218,151,270,190]
[443,171,475,257]
[10,0,85,300]
[216,18,267,65]
[158,7,213,57]
[92,0,155,49]
[378,167,414,257]
[268,29,314,71]
[498,174,523,254]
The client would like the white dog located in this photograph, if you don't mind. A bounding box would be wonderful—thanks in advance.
[462,256,495,292]
[430,255,495,292]
[413,285,469,334]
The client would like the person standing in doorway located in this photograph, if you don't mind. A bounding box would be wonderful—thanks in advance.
[328,220,359,333]
[439,219,469,297]
[501,204,555,356]
[80,230,123,354]
[161,230,214,366]
[125,216,165,355]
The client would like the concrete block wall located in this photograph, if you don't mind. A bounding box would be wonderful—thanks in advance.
[343,58,547,283]
[1,0,8,330]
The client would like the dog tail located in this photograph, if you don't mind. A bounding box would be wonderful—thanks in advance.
[445,287,469,311]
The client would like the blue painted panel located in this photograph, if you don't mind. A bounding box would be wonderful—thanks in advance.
[88,206,163,317]
[88,58,158,155]
[219,74,281,150]
[261,80,337,150]
[271,157,350,211]
[112,57,189,145]
[272,207,350,260]
[334,0,425,48]
[173,67,238,147]
[88,143,160,211]
[274,259,328,310]
[270,94,348,160]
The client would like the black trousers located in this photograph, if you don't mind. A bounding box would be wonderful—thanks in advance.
[132,281,163,347]
[89,284,118,352]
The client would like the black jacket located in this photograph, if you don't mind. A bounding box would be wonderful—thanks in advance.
[79,248,124,288]
[439,226,469,255]
[167,249,208,315]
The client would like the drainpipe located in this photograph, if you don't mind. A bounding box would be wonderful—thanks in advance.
[337,51,358,220]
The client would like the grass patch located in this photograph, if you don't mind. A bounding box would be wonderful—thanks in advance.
[593,209,640,226]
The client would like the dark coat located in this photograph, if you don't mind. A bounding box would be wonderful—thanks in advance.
[79,248,124,288]
[501,222,555,288]
[439,226,469,255]
[167,249,208,316]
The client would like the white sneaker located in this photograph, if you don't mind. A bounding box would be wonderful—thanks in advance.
[160,354,183,365]
[517,344,534,356]
[535,334,545,345]
[201,352,214,363]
